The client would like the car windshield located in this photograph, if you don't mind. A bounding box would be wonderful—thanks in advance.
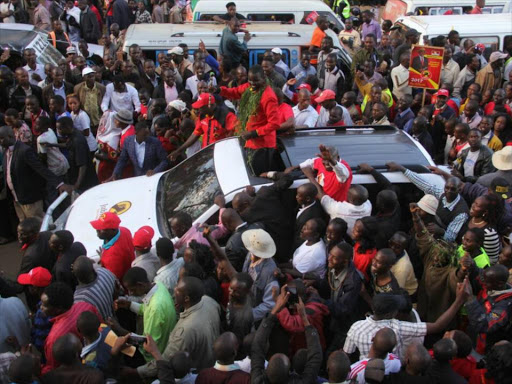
[157,146,220,233]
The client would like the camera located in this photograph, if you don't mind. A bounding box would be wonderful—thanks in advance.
[129,334,147,346]
[286,286,299,305]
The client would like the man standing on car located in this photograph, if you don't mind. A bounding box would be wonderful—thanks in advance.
[219,17,251,69]
[77,0,101,44]
[218,65,281,175]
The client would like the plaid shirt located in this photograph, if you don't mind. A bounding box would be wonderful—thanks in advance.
[344,316,427,359]
[135,10,153,23]
[404,169,468,243]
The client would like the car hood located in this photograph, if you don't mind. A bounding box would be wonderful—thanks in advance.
[65,174,163,258]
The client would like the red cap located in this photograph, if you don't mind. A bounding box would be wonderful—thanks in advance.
[315,89,336,103]
[133,225,154,249]
[90,212,121,230]
[17,267,52,287]
[191,93,215,109]
[297,83,312,92]
[436,89,449,97]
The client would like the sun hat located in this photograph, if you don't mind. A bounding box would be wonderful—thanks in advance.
[114,109,134,125]
[417,194,439,216]
[241,229,276,259]
[492,146,512,171]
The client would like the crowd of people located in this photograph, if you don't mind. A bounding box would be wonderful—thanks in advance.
[1,0,512,383]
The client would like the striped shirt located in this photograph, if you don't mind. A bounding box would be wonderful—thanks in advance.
[404,169,469,243]
[74,267,117,320]
[349,353,402,384]
[482,226,501,265]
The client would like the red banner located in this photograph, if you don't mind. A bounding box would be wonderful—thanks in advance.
[408,45,444,90]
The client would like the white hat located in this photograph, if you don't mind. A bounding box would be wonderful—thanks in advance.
[66,46,77,54]
[417,194,439,216]
[168,99,188,112]
[489,51,508,63]
[82,67,96,76]
[241,229,276,259]
[168,46,184,55]
[271,47,282,55]
[492,146,512,171]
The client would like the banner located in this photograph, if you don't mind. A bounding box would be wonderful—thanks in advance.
[408,45,444,90]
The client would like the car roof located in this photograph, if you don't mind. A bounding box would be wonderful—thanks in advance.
[194,0,333,12]
[278,126,433,172]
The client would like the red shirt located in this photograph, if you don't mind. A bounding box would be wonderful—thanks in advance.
[42,302,100,374]
[327,120,346,127]
[451,356,477,381]
[278,103,294,125]
[484,102,512,117]
[120,125,135,149]
[100,226,135,280]
[353,242,377,281]
[220,84,280,149]
[158,136,176,153]
[90,5,103,30]
[313,157,353,202]
[193,112,238,148]
[470,5,483,14]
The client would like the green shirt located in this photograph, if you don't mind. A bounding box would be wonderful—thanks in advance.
[139,282,177,361]
[457,245,490,269]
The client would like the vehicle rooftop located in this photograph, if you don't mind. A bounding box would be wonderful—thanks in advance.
[394,14,512,34]
[279,126,433,171]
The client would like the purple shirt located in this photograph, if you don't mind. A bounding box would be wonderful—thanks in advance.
[362,19,382,42]
[173,208,229,250]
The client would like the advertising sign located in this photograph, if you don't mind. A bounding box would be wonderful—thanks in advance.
[408,45,444,90]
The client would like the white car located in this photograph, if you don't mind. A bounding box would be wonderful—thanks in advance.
[45,126,446,257]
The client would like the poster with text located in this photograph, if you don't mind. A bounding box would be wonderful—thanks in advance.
[408,45,444,90]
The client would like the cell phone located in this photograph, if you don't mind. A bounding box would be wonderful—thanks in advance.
[129,334,147,346]
[286,286,298,305]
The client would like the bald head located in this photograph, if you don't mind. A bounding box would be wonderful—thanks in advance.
[232,192,252,214]
[214,332,239,364]
[327,351,351,382]
[433,338,457,363]
[371,328,397,358]
[297,183,318,206]
[221,208,244,232]
[348,185,369,206]
[267,353,290,384]
[483,264,509,291]
[405,342,431,375]
[72,256,95,284]
[53,333,82,365]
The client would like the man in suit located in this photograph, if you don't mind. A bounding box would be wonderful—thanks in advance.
[294,183,327,250]
[112,121,168,179]
[77,0,100,44]
[9,68,43,112]
[0,126,67,221]
[42,67,74,111]
[152,69,183,104]
[411,48,429,73]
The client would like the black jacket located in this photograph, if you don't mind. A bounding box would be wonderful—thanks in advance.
[293,200,327,250]
[113,0,132,30]
[42,81,75,111]
[152,82,184,100]
[251,315,322,384]
[454,145,495,183]
[52,242,87,289]
[3,141,59,205]
[80,7,101,44]
[9,84,43,112]
[225,222,264,272]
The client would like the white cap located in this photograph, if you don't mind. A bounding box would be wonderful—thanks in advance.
[168,99,188,112]
[271,47,282,55]
[66,46,77,54]
[82,67,96,76]
[168,46,184,55]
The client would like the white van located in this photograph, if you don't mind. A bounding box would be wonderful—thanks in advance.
[192,0,345,32]
[122,22,352,70]
[393,14,512,57]
[382,0,507,22]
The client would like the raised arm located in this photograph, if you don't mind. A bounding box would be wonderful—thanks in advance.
[202,225,237,280]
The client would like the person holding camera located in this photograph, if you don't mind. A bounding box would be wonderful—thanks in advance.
[338,19,361,57]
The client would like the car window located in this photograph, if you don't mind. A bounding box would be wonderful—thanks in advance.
[159,145,220,225]
[247,13,295,23]
[460,36,499,59]
[428,7,462,15]
[315,11,343,32]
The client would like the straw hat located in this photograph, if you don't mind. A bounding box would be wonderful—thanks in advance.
[492,147,512,171]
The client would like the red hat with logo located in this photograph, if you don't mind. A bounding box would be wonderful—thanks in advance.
[436,89,449,97]
[17,267,52,287]
[133,226,155,249]
[90,212,121,230]
[315,89,336,103]
[192,93,215,109]
[297,83,312,92]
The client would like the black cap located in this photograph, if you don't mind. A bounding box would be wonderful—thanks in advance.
[491,177,510,200]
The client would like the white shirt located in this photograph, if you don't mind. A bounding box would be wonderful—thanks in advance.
[481,130,492,146]
[276,60,291,78]
[53,84,67,107]
[72,110,98,151]
[101,83,141,113]
[185,75,216,99]
[441,59,461,87]
[349,353,401,384]
[320,195,372,235]
[134,139,146,169]
[37,130,70,177]
[292,105,319,128]
[292,239,327,278]
[23,63,46,86]
[316,104,353,127]
[0,2,15,23]
[463,149,480,177]
[391,64,412,99]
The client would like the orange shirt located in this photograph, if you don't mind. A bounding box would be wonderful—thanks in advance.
[310,27,326,48]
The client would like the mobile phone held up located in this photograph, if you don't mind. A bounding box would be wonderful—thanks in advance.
[129,334,147,346]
